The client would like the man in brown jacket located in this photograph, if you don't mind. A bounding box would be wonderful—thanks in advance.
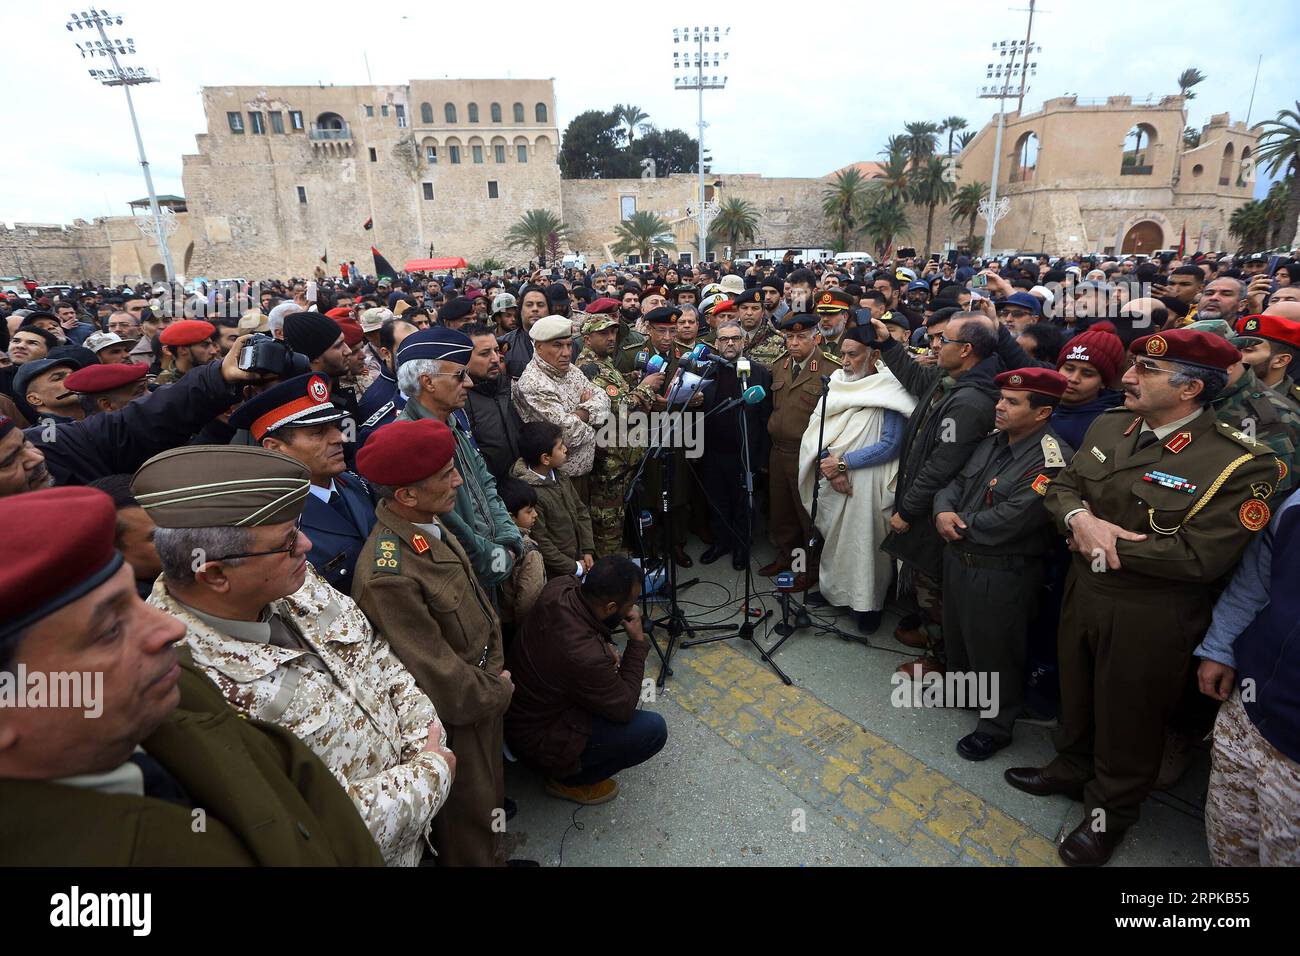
[352,417,516,866]
[505,556,668,805]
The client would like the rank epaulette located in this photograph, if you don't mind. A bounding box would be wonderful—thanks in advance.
[374,534,401,574]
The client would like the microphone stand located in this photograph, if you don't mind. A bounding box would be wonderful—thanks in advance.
[766,372,860,659]
[683,363,787,684]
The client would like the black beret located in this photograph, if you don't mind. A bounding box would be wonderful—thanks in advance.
[438,296,474,324]
[842,325,884,348]
[777,313,818,333]
[283,312,343,360]
[732,289,761,306]
[643,306,681,326]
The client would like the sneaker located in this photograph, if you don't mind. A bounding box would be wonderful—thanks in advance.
[544,777,620,805]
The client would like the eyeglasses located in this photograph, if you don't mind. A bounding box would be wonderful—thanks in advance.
[1132,357,1175,377]
[428,368,470,382]
[939,333,972,347]
[209,520,304,562]
[716,334,744,343]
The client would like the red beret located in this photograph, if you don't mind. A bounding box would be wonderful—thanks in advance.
[324,307,352,320]
[0,487,123,642]
[639,285,668,301]
[587,297,621,315]
[994,367,1068,398]
[1234,314,1300,348]
[356,418,456,486]
[335,316,364,348]
[1130,328,1239,372]
[64,362,147,395]
[159,319,216,347]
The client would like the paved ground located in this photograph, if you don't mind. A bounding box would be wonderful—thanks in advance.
[505,525,1213,868]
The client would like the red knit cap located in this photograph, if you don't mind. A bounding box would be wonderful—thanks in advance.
[1057,327,1124,384]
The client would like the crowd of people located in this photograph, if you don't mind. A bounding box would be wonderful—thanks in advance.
[1,243,1298,867]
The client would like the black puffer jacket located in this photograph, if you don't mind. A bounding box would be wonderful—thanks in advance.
[463,374,523,484]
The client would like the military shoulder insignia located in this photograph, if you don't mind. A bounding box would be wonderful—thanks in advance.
[1041,434,1065,468]
[1091,446,1107,462]
[1031,474,1051,496]
[1164,431,1192,454]
[823,353,843,366]
[375,535,401,574]
[411,533,430,555]
[361,402,395,429]
[605,384,620,397]
[1218,421,1265,449]
[1123,417,1142,436]
[1278,457,1289,483]
[1250,481,1274,501]
[1239,498,1270,531]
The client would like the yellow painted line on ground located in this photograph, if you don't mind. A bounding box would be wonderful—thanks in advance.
[669,643,1060,866]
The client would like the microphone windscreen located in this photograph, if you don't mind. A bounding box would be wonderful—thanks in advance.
[743,384,767,404]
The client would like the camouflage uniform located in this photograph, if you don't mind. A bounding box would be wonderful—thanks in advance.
[1205,691,1300,866]
[149,564,452,867]
[1212,367,1299,504]
[745,320,786,368]
[576,341,656,557]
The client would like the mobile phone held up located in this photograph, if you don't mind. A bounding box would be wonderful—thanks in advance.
[971,273,988,289]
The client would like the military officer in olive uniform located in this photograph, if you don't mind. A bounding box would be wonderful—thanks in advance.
[812,287,857,360]
[577,312,664,557]
[735,287,786,368]
[352,418,516,867]
[759,313,841,589]
[933,368,1074,762]
[1009,329,1279,867]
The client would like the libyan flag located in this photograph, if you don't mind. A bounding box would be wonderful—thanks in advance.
[372,246,397,280]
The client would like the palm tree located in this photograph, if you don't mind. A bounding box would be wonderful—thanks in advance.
[1264,179,1291,248]
[504,209,569,264]
[882,134,909,160]
[613,104,650,147]
[871,148,914,209]
[821,168,872,248]
[943,116,968,155]
[1229,201,1270,253]
[957,131,977,150]
[915,156,958,257]
[950,181,990,244]
[861,201,910,260]
[1183,126,1201,149]
[611,210,676,261]
[709,196,759,253]
[904,121,941,164]
[1177,68,1207,100]
[1254,101,1300,249]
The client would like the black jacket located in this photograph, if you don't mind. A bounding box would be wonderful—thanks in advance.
[463,375,523,484]
[26,361,242,486]
[878,341,1001,578]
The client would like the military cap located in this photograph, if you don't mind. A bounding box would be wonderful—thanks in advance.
[1130,329,1239,372]
[13,357,80,399]
[995,367,1068,398]
[64,362,147,395]
[581,314,618,335]
[529,315,573,342]
[842,325,885,348]
[0,487,123,643]
[283,312,343,360]
[643,306,681,326]
[359,306,393,332]
[699,293,732,317]
[1232,313,1300,349]
[732,288,761,306]
[586,296,620,315]
[356,418,456,487]
[777,313,818,333]
[896,267,918,282]
[159,319,216,347]
[639,284,669,302]
[438,297,474,324]
[907,280,931,293]
[47,345,97,369]
[228,372,349,441]
[132,445,311,529]
[759,277,783,293]
[396,327,473,368]
[84,330,132,352]
[700,282,726,299]
[814,288,856,313]
[1185,319,1234,339]
[465,289,486,302]
[671,284,698,300]
[881,311,910,329]
[237,310,270,334]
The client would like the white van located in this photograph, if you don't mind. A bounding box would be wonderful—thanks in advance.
[834,252,875,267]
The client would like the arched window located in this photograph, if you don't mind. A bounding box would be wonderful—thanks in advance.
[535,102,548,124]
[1239,146,1253,187]
[1011,131,1038,183]
[513,102,524,123]
[315,112,345,131]
[490,102,502,123]
[444,103,457,124]
[513,135,529,164]
[1121,124,1157,175]
[468,103,479,124]
[491,136,507,164]
[1219,142,1235,186]
[420,102,433,125]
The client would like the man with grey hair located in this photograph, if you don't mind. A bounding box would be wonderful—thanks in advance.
[135,444,456,867]
[395,327,522,591]
[1196,276,1248,326]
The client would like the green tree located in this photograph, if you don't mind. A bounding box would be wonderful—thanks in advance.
[614,104,650,147]
[861,201,910,260]
[904,121,941,163]
[957,130,976,150]
[1229,200,1270,253]
[950,181,990,244]
[558,109,625,179]
[821,168,872,248]
[1177,67,1207,100]
[1253,101,1300,249]
[915,156,958,257]
[872,147,914,209]
[504,209,570,264]
[1183,126,1201,149]
[632,126,699,177]
[1264,179,1291,248]
[709,196,759,252]
[942,116,968,155]
[611,211,676,261]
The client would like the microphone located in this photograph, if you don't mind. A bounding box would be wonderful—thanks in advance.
[634,350,649,372]
[639,510,654,531]
[643,353,667,376]
[736,356,752,381]
[742,384,767,404]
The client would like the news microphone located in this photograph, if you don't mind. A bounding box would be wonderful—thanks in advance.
[736,356,752,381]
[634,350,650,372]
[775,571,797,592]
[742,384,767,404]
[639,510,654,531]
[643,353,667,376]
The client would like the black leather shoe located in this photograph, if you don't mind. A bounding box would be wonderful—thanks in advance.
[855,610,882,634]
[732,552,748,571]
[1058,818,1124,867]
[672,546,693,568]
[957,731,1010,762]
[1004,766,1086,800]
[700,545,730,565]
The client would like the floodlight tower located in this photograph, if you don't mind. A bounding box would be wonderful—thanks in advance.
[976,38,1040,257]
[673,26,729,265]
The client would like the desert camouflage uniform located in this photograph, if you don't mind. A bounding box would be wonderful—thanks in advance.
[512,355,611,480]
[745,320,786,368]
[148,563,451,867]
[577,346,656,556]
[1205,690,1300,866]
[1212,367,1299,504]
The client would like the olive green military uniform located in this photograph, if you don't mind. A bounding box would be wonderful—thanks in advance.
[0,654,384,866]
[767,347,841,566]
[934,425,1074,741]
[1212,366,1298,504]
[1041,407,1277,833]
[576,344,656,556]
[745,321,786,368]
[352,501,511,867]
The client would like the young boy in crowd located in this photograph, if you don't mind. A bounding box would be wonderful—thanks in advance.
[509,421,595,580]
[497,476,546,635]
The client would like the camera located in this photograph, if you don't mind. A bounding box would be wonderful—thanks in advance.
[237,333,311,377]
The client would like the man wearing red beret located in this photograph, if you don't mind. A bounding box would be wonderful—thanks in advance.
[932,368,1074,762]
[1008,328,1279,866]
[64,363,149,417]
[155,319,218,386]
[1233,312,1300,408]
[351,418,519,866]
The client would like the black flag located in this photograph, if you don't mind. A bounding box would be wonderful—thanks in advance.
[372,246,396,280]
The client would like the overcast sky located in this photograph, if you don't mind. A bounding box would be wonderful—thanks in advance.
[1,0,1294,224]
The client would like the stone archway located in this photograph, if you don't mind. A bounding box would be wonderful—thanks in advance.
[1121,220,1163,255]
[149,263,167,283]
